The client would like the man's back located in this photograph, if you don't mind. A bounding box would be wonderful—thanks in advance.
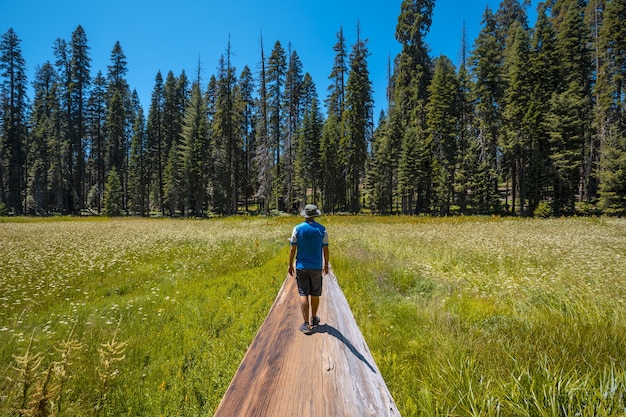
[291,220,328,270]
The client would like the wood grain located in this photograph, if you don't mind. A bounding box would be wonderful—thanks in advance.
[213,270,400,417]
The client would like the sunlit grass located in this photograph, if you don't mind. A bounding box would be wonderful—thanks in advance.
[1,216,625,416]
[0,217,292,416]
[330,216,626,416]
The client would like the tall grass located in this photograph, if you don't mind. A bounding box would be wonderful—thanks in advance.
[1,216,625,416]
[329,216,626,416]
[0,217,292,416]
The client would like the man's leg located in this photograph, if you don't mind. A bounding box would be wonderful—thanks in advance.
[310,269,322,324]
[300,295,310,324]
[310,295,319,320]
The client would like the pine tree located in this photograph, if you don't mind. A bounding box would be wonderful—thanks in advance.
[308,98,323,204]
[161,71,180,208]
[205,74,217,211]
[327,26,348,118]
[365,112,395,213]
[320,113,342,213]
[457,24,485,215]
[427,56,460,215]
[393,0,435,214]
[398,126,428,214]
[213,55,228,214]
[53,37,74,213]
[161,70,188,216]
[283,48,304,212]
[294,111,311,208]
[254,35,272,215]
[106,42,132,212]
[180,81,210,217]
[212,48,240,214]
[128,106,147,215]
[598,133,626,215]
[267,41,287,211]
[294,79,322,208]
[586,0,606,202]
[470,7,504,213]
[107,41,129,97]
[222,41,243,214]
[371,55,403,214]
[526,3,559,213]
[494,0,529,45]
[455,24,477,214]
[341,23,374,213]
[238,65,256,212]
[1,28,29,214]
[69,25,91,210]
[301,73,317,112]
[28,62,57,213]
[106,90,125,182]
[548,0,592,214]
[502,23,532,215]
[321,27,349,213]
[163,132,183,216]
[597,0,626,215]
[146,71,165,214]
[86,71,107,213]
[103,166,122,216]
[393,0,434,129]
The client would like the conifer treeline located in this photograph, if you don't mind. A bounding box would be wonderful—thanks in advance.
[1,0,625,217]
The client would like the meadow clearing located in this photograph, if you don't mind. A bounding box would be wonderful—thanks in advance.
[0,215,625,416]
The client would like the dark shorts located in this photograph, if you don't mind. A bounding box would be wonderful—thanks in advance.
[296,269,323,297]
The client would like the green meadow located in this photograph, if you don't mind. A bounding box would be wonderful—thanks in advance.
[1,216,625,416]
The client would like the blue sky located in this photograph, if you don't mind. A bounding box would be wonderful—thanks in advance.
[4,0,538,117]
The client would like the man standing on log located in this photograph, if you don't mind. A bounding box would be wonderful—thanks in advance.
[288,204,329,335]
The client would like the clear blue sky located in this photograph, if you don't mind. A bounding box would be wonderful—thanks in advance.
[4,0,538,117]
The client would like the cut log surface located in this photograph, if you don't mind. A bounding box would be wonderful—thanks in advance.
[213,270,400,417]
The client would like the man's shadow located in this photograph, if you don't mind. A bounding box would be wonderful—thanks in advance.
[312,323,377,374]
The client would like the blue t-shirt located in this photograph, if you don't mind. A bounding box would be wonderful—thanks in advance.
[290,220,329,270]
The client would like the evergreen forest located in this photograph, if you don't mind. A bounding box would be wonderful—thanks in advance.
[1,0,626,217]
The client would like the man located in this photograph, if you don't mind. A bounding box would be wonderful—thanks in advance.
[288,204,329,335]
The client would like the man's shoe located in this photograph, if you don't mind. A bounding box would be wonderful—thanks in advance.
[299,322,312,335]
[311,316,321,327]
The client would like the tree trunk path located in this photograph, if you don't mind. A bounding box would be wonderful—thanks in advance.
[213,268,400,417]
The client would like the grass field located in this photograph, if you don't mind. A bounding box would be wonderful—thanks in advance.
[1,216,625,416]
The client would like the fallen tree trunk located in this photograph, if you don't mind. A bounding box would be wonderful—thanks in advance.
[213,269,400,417]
